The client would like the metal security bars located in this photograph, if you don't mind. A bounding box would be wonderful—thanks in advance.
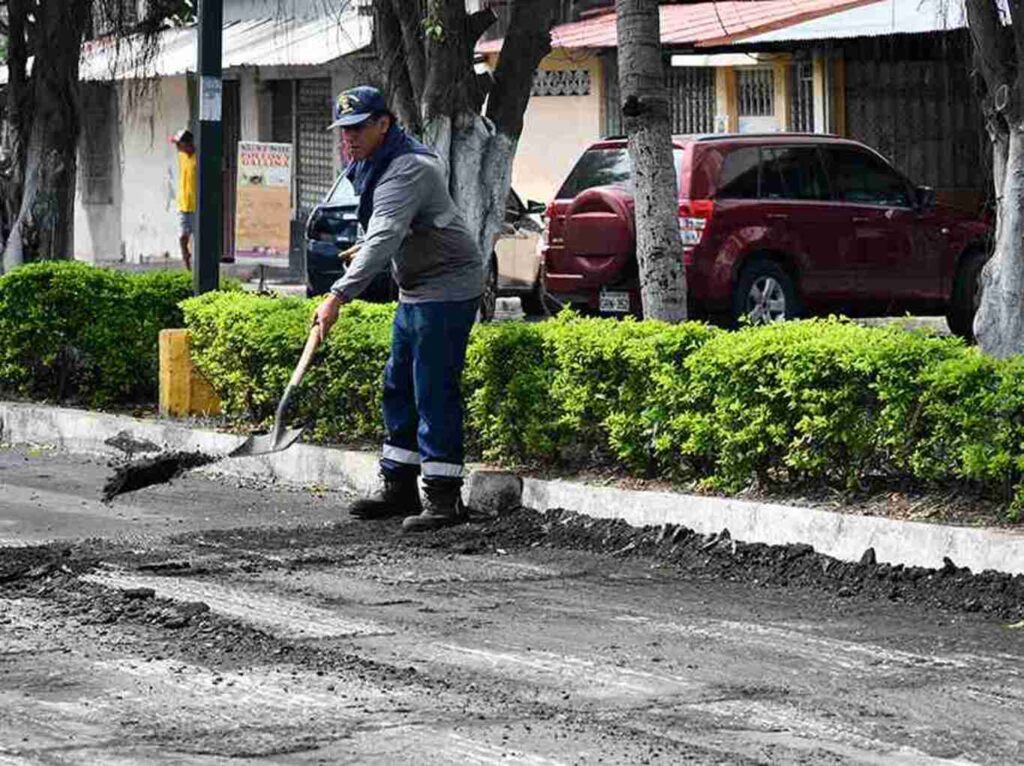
[295,78,335,218]
[790,61,814,132]
[737,68,774,117]
[602,53,715,137]
[668,67,716,134]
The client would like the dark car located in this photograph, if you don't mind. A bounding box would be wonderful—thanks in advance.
[305,176,547,319]
[304,175,395,303]
[542,134,992,338]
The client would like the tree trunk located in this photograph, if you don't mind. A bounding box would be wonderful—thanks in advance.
[374,0,553,288]
[966,0,1024,356]
[0,0,33,256]
[615,0,686,322]
[974,127,1024,356]
[2,0,91,271]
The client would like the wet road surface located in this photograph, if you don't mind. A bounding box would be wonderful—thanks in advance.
[1,447,1022,764]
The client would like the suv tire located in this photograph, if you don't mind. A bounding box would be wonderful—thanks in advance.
[946,249,988,342]
[732,260,799,326]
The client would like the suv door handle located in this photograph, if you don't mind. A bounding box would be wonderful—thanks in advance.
[765,213,789,221]
[851,216,872,224]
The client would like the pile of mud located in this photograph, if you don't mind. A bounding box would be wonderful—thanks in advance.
[171,508,1024,620]
[417,508,1024,620]
[102,451,219,501]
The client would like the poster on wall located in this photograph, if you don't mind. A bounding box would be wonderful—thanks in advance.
[235,141,293,266]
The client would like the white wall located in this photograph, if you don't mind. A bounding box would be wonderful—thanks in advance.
[504,50,605,205]
[117,76,191,263]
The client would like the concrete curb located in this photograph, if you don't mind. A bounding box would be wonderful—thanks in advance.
[3,400,1024,576]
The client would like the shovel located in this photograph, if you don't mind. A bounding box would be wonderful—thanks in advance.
[229,322,322,458]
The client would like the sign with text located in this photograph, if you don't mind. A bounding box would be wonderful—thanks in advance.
[235,141,293,265]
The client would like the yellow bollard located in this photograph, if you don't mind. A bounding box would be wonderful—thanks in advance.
[159,329,222,417]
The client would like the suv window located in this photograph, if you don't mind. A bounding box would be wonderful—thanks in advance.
[557,147,684,199]
[825,147,911,207]
[716,147,761,199]
[761,146,830,201]
[326,175,358,205]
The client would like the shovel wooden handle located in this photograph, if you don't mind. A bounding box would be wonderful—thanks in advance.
[289,324,322,388]
[338,244,361,264]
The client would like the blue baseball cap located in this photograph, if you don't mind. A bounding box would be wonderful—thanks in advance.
[328,85,388,129]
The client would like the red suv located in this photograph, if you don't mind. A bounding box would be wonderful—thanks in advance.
[542,134,991,338]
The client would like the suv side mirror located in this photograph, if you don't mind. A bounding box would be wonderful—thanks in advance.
[526,199,547,216]
[916,185,936,211]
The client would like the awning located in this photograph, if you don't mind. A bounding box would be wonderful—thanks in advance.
[476,0,881,54]
[1,13,371,85]
[717,0,976,44]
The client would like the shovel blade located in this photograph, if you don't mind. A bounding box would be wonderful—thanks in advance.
[228,426,305,458]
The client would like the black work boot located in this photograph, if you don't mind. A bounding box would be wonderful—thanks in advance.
[350,471,422,520]
[401,479,467,533]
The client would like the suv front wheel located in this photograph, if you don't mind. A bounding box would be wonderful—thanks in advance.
[946,249,988,342]
[732,260,799,326]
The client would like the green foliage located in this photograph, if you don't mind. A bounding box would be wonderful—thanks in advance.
[0,262,194,406]
[182,292,395,441]
[181,298,1024,516]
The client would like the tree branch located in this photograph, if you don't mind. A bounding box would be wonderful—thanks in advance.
[486,0,555,139]
[389,0,427,109]
[468,9,497,44]
[373,0,421,134]
[966,0,1015,94]
[421,0,477,121]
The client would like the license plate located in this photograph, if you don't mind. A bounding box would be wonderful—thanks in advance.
[599,290,630,313]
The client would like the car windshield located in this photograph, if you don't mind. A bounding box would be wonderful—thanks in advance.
[326,176,359,205]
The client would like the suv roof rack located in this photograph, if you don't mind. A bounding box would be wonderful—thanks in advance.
[696,132,842,141]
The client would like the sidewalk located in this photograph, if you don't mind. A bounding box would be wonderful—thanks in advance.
[2,400,1023,575]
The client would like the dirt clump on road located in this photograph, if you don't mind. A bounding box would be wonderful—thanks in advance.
[403,508,1024,620]
[102,451,219,501]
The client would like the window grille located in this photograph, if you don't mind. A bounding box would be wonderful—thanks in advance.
[737,68,774,117]
[295,78,335,218]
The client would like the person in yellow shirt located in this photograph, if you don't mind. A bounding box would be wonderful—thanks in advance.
[171,129,197,271]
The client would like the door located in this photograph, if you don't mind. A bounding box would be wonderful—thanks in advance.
[737,69,779,133]
[758,145,854,310]
[295,79,335,222]
[822,146,929,313]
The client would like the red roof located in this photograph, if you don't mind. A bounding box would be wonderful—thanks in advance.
[477,0,882,54]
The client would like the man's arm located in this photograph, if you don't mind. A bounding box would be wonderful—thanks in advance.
[329,156,428,302]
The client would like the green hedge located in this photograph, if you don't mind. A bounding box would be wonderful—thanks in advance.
[181,291,1024,516]
[0,262,196,406]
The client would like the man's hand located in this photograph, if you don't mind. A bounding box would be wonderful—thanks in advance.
[314,293,344,342]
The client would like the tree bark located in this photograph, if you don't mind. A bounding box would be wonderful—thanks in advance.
[0,0,32,255]
[615,0,686,322]
[966,0,1024,356]
[374,0,554,284]
[2,0,91,271]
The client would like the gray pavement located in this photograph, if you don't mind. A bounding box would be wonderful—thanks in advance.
[1,445,1022,764]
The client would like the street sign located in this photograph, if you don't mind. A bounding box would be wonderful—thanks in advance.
[234,141,294,267]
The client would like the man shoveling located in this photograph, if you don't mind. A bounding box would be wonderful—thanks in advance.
[314,86,483,533]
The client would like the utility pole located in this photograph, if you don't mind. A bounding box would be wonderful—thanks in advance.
[194,0,223,294]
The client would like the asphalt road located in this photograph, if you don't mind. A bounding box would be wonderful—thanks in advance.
[1,446,1021,765]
